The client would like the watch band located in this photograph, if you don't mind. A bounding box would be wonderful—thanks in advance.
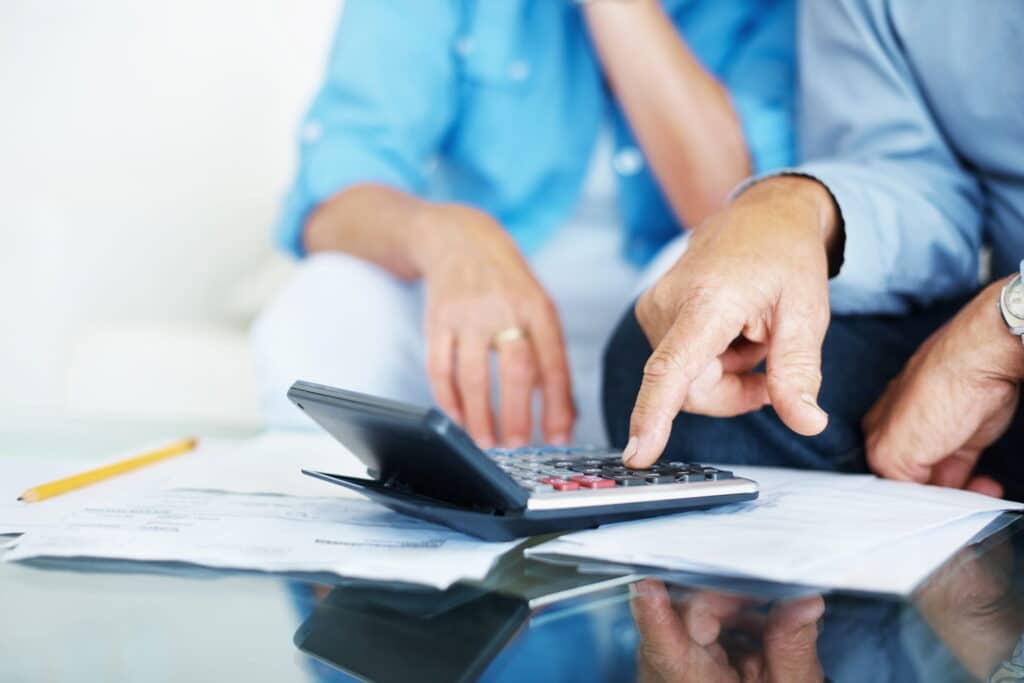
[999,260,1024,345]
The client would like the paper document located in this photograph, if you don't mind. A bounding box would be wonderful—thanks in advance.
[527,466,1023,595]
[0,439,243,536]
[4,489,517,589]
[165,431,365,497]
[0,432,359,536]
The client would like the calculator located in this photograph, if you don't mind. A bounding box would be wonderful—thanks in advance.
[288,381,758,541]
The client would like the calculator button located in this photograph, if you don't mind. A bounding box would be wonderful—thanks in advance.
[568,464,602,474]
[707,469,733,480]
[609,475,647,487]
[675,472,705,483]
[544,460,575,468]
[571,475,616,489]
[644,475,677,485]
[551,480,580,491]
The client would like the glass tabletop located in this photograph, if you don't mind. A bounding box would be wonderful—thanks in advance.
[2,417,1023,683]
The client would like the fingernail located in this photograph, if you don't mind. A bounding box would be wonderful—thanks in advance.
[630,579,659,599]
[786,595,826,624]
[800,393,829,420]
[622,436,639,464]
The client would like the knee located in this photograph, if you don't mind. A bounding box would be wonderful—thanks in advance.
[250,253,425,426]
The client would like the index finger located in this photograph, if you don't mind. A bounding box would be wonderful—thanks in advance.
[630,580,691,676]
[626,300,744,467]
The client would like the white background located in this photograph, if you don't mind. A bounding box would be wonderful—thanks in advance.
[0,0,340,417]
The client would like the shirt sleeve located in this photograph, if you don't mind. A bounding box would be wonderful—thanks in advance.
[720,0,797,174]
[794,0,984,315]
[274,1,460,257]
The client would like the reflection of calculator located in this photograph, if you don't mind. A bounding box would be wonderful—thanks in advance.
[289,381,758,541]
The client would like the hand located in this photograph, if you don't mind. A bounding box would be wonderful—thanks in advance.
[863,279,1024,497]
[624,177,842,467]
[631,580,825,683]
[915,542,1024,680]
[414,204,575,448]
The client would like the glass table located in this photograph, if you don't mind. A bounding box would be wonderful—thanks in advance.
[2,417,1022,682]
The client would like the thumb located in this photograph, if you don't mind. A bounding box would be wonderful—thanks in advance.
[929,451,980,490]
[765,596,825,683]
[766,291,830,437]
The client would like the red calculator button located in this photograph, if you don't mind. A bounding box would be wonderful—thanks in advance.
[573,475,616,489]
[551,480,580,491]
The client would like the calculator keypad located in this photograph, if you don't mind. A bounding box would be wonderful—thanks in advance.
[487,447,733,494]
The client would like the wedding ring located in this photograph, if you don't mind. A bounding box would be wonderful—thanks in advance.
[492,326,528,347]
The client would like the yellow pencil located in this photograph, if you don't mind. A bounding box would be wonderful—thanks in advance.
[17,437,199,503]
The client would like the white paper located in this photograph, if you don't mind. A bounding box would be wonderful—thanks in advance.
[820,511,1004,595]
[4,489,517,589]
[527,465,1023,595]
[0,439,239,536]
[165,431,366,498]
[0,432,360,537]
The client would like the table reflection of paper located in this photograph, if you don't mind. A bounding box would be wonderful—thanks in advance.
[5,489,517,589]
[528,465,1024,595]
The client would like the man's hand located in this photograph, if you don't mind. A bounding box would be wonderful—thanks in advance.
[631,580,825,683]
[624,176,842,467]
[863,278,1024,497]
[915,542,1024,680]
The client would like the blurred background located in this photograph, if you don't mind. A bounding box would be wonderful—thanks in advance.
[0,0,342,427]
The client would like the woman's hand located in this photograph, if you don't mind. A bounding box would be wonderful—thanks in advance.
[412,204,575,448]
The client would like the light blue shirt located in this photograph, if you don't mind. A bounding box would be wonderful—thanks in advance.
[276,0,795,266]
[793,0,1024,315]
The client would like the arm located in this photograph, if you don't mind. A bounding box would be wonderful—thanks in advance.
[582,0,795,229]
[277,1,574,447]
[794,0,985,314]
[276,0,459,266]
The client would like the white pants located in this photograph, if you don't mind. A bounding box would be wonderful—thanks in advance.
[250,225,688,445]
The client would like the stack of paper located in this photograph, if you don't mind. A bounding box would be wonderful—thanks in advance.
[4,489,517,589]
[527,466,1023,595]
[1,433,515,589]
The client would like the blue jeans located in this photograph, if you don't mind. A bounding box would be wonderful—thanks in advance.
[602,301,1024,500]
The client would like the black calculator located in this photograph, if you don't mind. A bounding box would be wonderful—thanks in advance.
[289,381,758,541]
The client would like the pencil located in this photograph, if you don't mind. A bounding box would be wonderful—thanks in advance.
[17,437,199,503]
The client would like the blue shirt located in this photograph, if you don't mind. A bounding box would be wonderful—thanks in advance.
[276,0,795,266]
[790,0,1024,315]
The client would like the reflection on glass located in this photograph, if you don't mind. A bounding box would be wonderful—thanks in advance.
[631,580,824,683]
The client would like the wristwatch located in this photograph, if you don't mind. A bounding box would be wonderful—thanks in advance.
[999,260,1024,345]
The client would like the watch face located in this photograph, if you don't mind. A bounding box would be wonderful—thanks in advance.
[1006,280,1024,319]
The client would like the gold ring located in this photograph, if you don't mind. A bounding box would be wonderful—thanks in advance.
[492,326,527,347]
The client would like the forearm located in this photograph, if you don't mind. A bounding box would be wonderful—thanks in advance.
[973,277,1024,382]
[583,0,751,229]
[303,183,443,281]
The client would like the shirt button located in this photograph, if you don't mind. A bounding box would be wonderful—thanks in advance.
[455,37,475,57]
[613,147,644,176]
[507,60,530,82]
[301,121,322,143]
